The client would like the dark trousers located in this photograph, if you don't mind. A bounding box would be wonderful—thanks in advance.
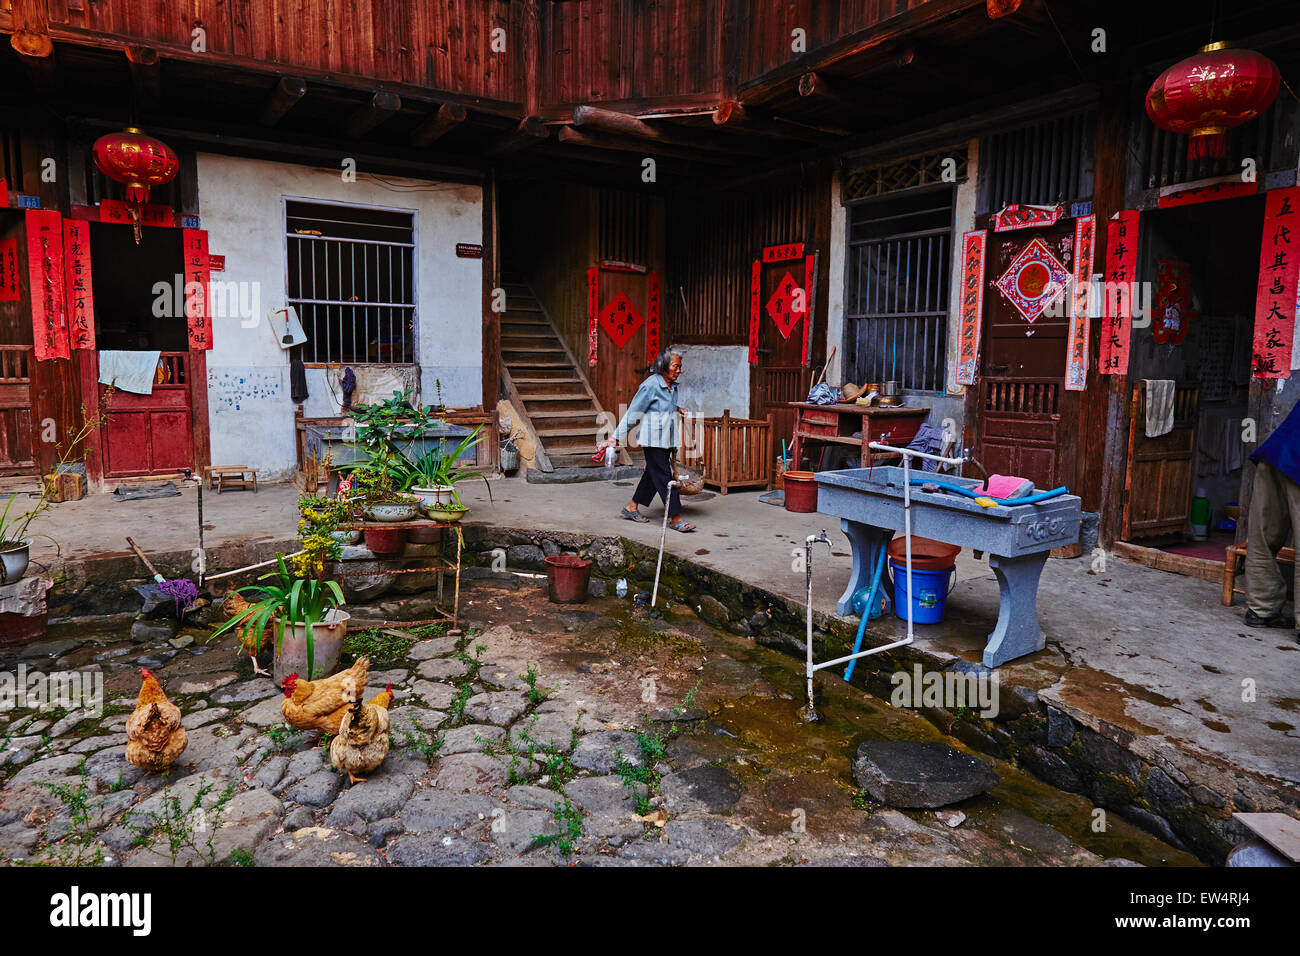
[633,446,681,515]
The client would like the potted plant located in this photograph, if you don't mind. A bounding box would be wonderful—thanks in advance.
[408,425,492,518]
[208,555,349,682]
[0,492,42,585]
[350,469,414,554]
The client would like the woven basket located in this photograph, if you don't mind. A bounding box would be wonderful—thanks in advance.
[675,468,706,496]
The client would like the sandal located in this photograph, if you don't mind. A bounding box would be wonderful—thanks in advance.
[619,507,650,523]
[668,518,696,533]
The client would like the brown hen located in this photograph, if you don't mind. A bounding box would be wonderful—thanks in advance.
[280,656,372,736]
[125,668,188,773]
[329,680,393,784]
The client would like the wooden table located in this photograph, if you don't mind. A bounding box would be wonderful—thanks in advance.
[206,465,258,493]
[789,402,929,471]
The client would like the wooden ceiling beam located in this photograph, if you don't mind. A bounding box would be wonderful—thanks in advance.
[9,0,60,94]
[409,102,468,148]
[571,104,761,157]
[342,90,401,138]
[557,127,731,165]
[125,46,161,112]
[488,115,549,156]
[798,71,899,120]
[710,100,839,143]
[257,75,307,127]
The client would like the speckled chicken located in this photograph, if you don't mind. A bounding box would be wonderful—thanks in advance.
[125,668,188,773]
[221,591,274,676]
[280,656,372,736]
[329,680,393,784]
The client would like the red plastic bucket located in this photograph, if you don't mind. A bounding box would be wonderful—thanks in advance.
[886,536,960,571]
[545,554,593,604]
[364,526,408,556]
[783,471,818,513]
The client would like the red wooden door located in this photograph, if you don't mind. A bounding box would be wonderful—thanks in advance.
[753,256,810,449]
[972,217,1076,490]
[99,352,194,477]
[592,266,653,437]
[0,347,36,476]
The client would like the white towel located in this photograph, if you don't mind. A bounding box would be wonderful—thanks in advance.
[98,350,160,396]
[1144,379,1175,438]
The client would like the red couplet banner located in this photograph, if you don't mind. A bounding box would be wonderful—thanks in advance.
[182,228,212,350]
[1099,210,1140,376]
[954,230,987,387]
[63,218,96,350]
[0,238,19,303]
[1065,215,1096,391]
[1251,186,1300,379]
[646,272,661,365]
[26,209,69,362]
[586,265,599,367]
[747,260,761,365]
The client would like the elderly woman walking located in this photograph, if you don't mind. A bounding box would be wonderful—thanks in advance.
[599,350,696,532]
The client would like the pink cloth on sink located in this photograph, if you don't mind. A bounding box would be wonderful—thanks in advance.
[981,474,1034,498]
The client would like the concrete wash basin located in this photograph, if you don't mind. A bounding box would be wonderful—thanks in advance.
[815,467,1082,668]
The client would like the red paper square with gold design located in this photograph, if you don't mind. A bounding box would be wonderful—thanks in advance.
[766,270,805,339]
[598,291,644,349]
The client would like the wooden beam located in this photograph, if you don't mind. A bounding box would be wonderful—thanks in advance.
[572,104,761,157]
[488,116,548,156]
[797,71,893,118]
[557,127,730,165]
[10,0,59,93]
[409,102,467,147]
[125,45,161,112]
[711,100,838,143]
[257,75,307,127]
[341,90,402,139]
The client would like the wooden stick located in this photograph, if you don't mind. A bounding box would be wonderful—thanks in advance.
[125,536,165,583]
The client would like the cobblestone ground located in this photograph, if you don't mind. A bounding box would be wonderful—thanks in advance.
[0,576,1192,867]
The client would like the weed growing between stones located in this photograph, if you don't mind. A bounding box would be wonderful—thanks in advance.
[261,723,308,758]
[521,664,547,705]
[124,778,236,866]
[392,718,442,764]
[616,722,675,821]
[229,848,254,867]
[30,760,106,866]
[531,798,583,858]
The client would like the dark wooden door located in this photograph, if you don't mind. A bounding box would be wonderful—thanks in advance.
[592,266,652,440]
[753,260,809,450]
[1122,382,1198,540]
[98,352,194,477]
[971,217,1076,490]
[0,346,36,476]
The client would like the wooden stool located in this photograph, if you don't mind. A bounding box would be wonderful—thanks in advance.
[207,465,259,493]
[1223,541,1295,606]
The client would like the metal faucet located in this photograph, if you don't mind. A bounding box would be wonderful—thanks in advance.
[963,453,989,490]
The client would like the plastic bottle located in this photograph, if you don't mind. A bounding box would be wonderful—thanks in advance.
[1190,488,1211,541]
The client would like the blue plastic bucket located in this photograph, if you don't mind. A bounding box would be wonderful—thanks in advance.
[889,561,954,624]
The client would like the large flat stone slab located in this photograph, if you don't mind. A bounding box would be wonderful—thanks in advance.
[852,741,998,809]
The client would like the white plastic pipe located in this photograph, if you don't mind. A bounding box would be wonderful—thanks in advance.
[803,443,969,689]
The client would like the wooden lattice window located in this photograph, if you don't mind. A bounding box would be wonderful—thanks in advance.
[843,147,968,203]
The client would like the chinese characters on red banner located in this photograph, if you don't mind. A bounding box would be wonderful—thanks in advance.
[63,219,96,350]
[586,266,599,367]
[802,254,815,368]
[646,272,661,365]
[747,260,761,364]
[1251,186,1300,379]
[762,242,804,263]
[0,238,19,303]
[26,209,69,362]
[954,230,987,386]
[100,200,174,228]
[1065,215,1095,391]
[182,228,212,350]
[1099,210,1140,376]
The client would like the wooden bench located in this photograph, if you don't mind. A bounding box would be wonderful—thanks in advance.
[207,465,259,493]
[1222,542,1295,606]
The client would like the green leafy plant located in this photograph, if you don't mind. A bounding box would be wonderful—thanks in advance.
[206,554,344,678]
[30,760,106,866]
[124,778,236,866]
[405,426,492,507]
[531,799,583,858]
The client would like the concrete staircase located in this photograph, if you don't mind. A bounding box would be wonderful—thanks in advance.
[500,277,607,471]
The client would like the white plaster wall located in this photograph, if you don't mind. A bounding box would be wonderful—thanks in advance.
[826,169,847,387]
[196,154,482,479]
[670,344,750,418]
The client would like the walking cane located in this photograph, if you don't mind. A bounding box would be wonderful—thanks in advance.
[650,480,680,608]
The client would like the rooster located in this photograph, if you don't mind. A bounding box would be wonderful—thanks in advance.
[222,591,274,676]
[280,656,373,737]
[125,669,188,773]
[329,680,393,784]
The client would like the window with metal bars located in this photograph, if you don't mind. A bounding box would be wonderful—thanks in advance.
[844,185,953,392]
[977,109,1096,214]
[285,199,416,365]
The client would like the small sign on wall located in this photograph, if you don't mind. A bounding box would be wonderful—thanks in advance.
[455,243,483,259]
[209,254,226,272]
[269,305,308,350]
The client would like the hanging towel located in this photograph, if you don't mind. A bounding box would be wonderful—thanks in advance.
[289,357,309,403]
[98,350,161,396]
[906,421,945,473]
[1144,379,1176,438]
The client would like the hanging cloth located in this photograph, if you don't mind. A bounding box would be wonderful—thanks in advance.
[1144,379,1176,438]
[289,357,309,403]
[98,350,160,396]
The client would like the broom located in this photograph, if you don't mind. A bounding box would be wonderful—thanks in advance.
[126,536,198,620]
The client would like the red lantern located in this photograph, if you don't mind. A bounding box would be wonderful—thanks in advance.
[1146,42,1280,161]
[92,127,179,243]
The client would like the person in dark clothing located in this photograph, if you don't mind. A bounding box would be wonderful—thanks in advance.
[1244,400,1300,636]
[599,351,695,532]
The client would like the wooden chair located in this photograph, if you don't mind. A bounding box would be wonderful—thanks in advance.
[1222,541,1295,606]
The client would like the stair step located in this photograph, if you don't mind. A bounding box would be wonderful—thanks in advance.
[534,425,601,438]
[528,410,599,420]
[501,331,558,341]
[512,376,580,385]
[508,360,573,368]
[520,393,592,403]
